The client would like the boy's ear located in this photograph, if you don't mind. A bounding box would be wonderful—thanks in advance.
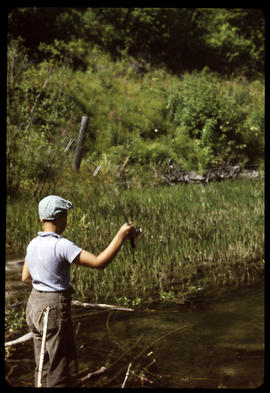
[40,218,44,222]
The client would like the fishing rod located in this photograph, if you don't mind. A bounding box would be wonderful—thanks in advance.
[93,160,143,255]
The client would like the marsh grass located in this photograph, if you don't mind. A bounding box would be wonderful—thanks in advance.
[6,178,264,306]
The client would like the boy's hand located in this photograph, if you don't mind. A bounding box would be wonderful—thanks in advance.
[118,222,134,240]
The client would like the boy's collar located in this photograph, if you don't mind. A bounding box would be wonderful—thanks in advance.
[38,231,62,238]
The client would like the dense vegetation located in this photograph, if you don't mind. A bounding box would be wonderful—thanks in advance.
[7,8,265,201]
[8,8,264,76]
[5,9,265,352]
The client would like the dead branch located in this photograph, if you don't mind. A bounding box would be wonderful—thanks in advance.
[121,362,132,388]
[71,300,134,312]
[5,332,33,347]
[76,366,107,387]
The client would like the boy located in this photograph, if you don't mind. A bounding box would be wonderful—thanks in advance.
[22,195,134,387]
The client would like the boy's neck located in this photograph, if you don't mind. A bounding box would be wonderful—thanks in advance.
[40,212,67,235]
[42,222,61,234]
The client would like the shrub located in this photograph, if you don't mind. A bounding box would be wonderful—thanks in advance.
[129,138,176,166]
[167,69,264,168]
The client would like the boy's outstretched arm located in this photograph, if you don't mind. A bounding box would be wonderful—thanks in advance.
[74,223,133,270]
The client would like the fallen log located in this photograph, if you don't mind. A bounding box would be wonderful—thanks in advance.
[5,332,33,347]
[71,300,134,312]
[163,161,259,185]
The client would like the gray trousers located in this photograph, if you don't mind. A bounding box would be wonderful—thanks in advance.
[26,287,78,387]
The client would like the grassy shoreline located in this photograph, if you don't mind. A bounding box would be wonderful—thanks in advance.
[6,177,264,306]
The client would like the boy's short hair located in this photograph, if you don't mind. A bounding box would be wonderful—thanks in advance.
[39,195,73,221]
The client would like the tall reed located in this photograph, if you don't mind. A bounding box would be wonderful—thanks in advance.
[6,178,264,305]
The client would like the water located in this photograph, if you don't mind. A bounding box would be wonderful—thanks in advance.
[5,262,264,388]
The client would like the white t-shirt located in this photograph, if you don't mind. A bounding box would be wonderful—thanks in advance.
[25,232,82,292]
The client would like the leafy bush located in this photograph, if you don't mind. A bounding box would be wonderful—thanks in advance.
[129,138,176,165]
[167,69,264,167]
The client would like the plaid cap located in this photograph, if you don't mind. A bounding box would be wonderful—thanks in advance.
[38,195,73,220]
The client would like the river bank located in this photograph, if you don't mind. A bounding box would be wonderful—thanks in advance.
[5,264,264,388]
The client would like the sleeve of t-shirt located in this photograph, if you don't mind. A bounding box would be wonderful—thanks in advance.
[55,238,82,264]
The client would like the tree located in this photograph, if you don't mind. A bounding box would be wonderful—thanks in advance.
[8,8,265,76]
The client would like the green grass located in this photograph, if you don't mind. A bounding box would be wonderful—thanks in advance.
[6,177,264,306]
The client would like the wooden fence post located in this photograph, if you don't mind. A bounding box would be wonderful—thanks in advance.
[73,116,88,171]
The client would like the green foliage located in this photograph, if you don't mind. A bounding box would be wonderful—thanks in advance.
[8,8,84,61]
[129,138,176,166]
[196,8,265,75]
[6,38,264,200]
[8,8,264,76]
[7,40,90,200]
[167,69,264,167]
[5,309,26,332]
